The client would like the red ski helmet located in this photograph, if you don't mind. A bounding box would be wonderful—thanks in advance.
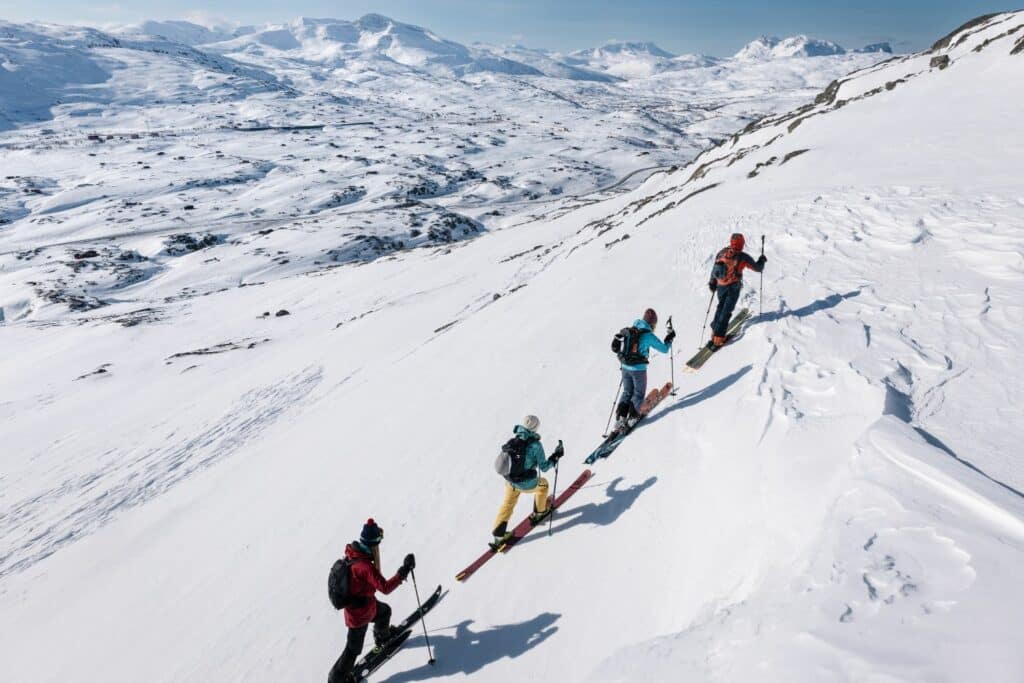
[730,233,745,251]
[643,308,658,328]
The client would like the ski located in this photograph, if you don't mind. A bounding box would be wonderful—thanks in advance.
[584,382,673,464]
[455,469,594,582]
[499,469,594,553]
[353,630,412,681]
[684,307,752,371]
[352,585,444,681]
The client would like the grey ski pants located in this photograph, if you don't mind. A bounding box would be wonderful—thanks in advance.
[616,368,647,417]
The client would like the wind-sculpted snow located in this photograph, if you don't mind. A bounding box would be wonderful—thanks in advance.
[1,11,1023,683]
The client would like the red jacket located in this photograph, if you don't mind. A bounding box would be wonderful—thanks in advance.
[343,543,404,628]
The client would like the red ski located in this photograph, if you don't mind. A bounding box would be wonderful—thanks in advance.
[455,468,594,582]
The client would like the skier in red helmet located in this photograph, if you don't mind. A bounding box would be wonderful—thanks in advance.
[707,233,765,347]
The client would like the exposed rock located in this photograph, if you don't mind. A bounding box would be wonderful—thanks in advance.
[1012,33,1024,55]
[781,149,810,164]
[930,55,950,70]
[163,233,224,256]
[930,13,1002,51]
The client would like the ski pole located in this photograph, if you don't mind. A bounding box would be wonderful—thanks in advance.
[759,235,765,317]
[603,377,624,437]
[667,316,676,394]
[548,456,560,537]
[699,291,714,348]
[410,569,436,665]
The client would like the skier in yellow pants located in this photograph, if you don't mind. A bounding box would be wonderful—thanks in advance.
[491,415,564,549]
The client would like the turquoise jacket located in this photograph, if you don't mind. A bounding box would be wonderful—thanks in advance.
[509,424,553,491]
[621,319,671,371]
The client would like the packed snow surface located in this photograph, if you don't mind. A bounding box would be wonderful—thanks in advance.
[2,10,1024,683]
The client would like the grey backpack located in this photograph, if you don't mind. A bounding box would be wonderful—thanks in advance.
[494,436,536,483]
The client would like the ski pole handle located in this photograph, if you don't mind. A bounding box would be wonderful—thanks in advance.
[760,234,765,256]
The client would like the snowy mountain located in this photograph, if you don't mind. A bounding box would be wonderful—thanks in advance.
[735,34,846,59]
[480,43,620,82]
[199,14,541,77]
[119,20,238,45]
[4,9,1024,683]
[563,41,720,78]
[854,41,894,54]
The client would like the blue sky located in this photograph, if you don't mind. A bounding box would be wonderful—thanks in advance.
[0,1,1007,55]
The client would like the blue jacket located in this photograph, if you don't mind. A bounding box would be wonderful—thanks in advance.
[621,319,671,371]
[510,424,553,491]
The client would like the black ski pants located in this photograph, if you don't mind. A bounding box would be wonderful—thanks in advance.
[328,601,392,683]
[711,282,742,338]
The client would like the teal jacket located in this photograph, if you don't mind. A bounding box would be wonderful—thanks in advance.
[510,424,553,491]
[621,319,671,371]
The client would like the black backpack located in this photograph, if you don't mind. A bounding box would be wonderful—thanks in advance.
[611,326,648,365]
[494,436,537,483]
[328,558,355,610]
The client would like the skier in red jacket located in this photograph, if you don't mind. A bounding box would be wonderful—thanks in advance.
[328,519,415,683]
[707,233,766,346]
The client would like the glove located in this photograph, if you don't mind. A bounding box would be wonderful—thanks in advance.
[549,440,564,464]
[708,281,717,293]
[757,254,767,266]
[664,330,676,345]
[397,553,415,578]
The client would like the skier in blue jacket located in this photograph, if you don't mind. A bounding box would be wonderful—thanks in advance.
[614,308,674,431]
[490,415,564,549]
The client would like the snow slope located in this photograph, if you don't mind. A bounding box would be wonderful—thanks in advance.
[2,11,1024,683]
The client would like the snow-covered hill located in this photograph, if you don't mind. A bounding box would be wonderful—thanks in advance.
[205,15,542,77]
[0,21,279,131]
[2,10,1024,683]
[0,17,887,326]
[119,19,239,46]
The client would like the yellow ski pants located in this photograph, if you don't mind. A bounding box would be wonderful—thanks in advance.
[492,478,549,535]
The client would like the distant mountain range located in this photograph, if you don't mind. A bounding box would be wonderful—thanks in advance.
[734,35,892,60]
[119,15,894,81]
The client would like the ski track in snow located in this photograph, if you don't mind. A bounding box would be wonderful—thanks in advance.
[0,365,323,581]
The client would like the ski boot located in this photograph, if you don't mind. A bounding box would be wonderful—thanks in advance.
[489,531,513,551]
[371,625,403,654]
[528,508,552,526]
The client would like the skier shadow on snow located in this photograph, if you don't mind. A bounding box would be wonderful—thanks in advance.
[646,365,753,425]
[378,612,561,682]
[751,289,861,324]
[518,476,658,545]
